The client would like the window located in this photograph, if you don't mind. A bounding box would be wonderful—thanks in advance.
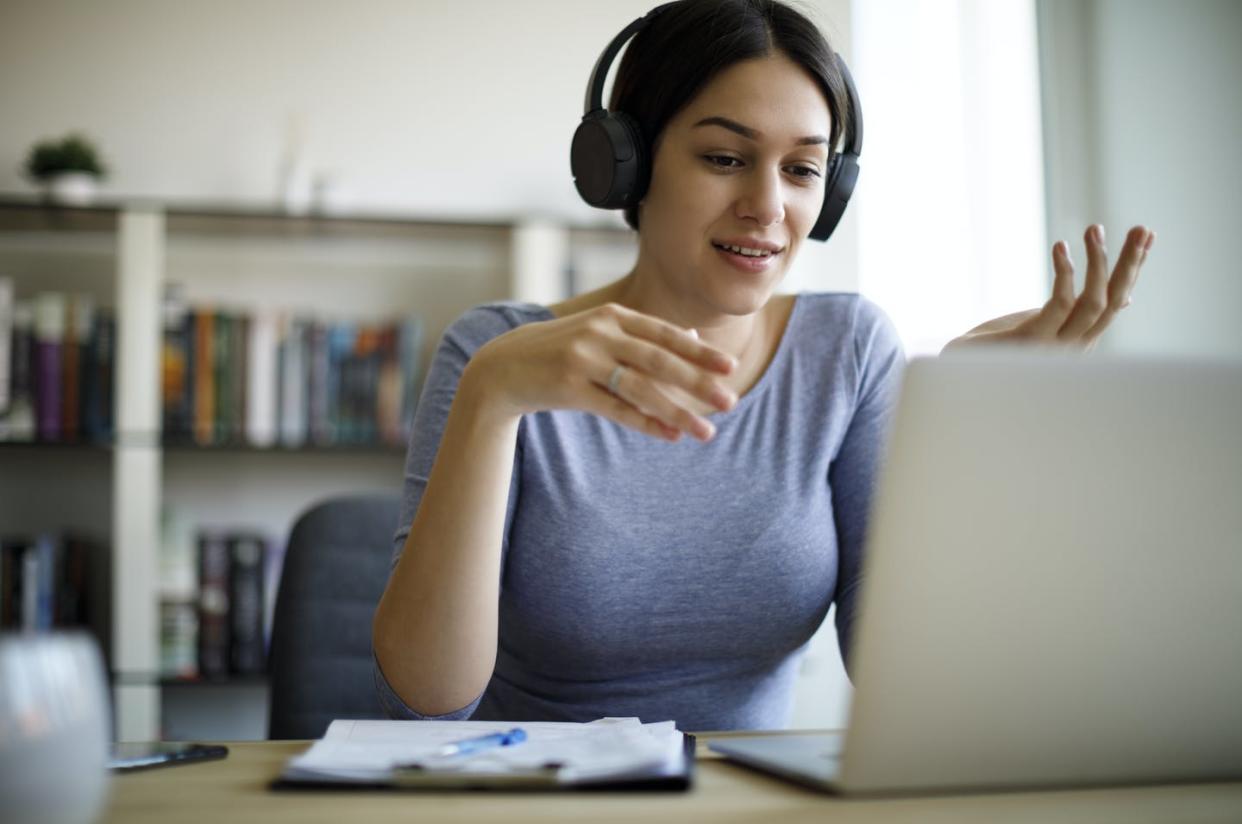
[854,0,1048,355]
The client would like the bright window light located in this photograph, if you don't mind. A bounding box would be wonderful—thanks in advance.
[853,0,1048,356]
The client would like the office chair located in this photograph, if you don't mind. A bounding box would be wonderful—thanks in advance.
[267,494,400,739]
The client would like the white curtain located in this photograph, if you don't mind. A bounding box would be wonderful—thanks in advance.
[853,0,1048,355]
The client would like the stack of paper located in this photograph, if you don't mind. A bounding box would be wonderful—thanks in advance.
[281,717,686,788]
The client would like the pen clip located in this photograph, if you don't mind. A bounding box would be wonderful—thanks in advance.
[434,727,528,759]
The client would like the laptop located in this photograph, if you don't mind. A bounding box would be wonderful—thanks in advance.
[710,351,1242,795]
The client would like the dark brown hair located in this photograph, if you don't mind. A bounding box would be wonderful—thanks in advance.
[609,0,852,231]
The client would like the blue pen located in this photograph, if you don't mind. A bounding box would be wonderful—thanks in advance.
[434,728,528,759]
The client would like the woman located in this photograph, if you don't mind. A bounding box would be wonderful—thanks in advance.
[372,0,1155,730]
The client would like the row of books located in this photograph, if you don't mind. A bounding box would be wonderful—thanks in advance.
[162,286,425,449]
[159,518,285,680]
[0,532,107,636]
[0,279,115,443]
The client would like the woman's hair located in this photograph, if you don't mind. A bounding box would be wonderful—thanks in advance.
[609,0,851,231]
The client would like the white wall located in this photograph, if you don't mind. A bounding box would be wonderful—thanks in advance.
[1038,0,1242,359]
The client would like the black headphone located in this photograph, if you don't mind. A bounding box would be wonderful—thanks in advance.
[570,2,864,242]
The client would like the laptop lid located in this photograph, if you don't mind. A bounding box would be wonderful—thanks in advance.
[839,352,1242,794]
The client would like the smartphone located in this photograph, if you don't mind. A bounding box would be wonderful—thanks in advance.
[108,742,229,772]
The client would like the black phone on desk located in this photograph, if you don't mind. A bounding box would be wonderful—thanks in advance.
[108,742,229,772]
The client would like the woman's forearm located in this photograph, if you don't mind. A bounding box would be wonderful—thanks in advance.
[372,360,521,716]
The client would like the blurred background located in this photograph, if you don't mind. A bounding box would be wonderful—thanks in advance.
[0,0,1238,742]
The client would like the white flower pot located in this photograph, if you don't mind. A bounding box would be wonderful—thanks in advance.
[45,172,100,207]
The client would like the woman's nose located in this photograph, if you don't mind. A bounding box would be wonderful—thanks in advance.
[734,167,785,227]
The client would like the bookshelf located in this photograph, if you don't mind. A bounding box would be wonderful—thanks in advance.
[0,196,635,740]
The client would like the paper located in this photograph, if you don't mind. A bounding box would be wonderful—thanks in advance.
[283,717,683,785]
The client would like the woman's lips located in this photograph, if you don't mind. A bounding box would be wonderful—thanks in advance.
[712,242,780,273]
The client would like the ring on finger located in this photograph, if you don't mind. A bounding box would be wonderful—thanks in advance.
[606,364,627,396]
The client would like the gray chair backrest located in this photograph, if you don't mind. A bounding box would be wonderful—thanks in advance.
[267,494,399,739]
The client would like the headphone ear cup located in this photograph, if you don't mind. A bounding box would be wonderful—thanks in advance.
[571,112,648,209]
[611,111,649,207]
[809,152,859,242]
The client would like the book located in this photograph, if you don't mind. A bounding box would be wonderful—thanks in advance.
[228,534,267,675]
[0,276,11,414]
[33,292,65,442]
[0,534,103,634]
[160,600,199,679]
[278,317,308,446]
[193,309,215,445]
[197,532,231,679]
[308,320,332,444]
[213,311,231,444]
[245,310,278,447]
[230,313,248,443]
[163,302,424,449]
[81,311,115,443]
[0,301,35,441]
[161,284,191,440]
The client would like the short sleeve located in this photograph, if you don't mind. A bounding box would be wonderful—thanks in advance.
[374,304,536,720]
[828,297,906,676]
[390,306,529,568]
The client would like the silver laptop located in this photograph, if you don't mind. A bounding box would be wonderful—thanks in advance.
[711,352,1242,795]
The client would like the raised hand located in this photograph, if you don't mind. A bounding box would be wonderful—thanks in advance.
[468,302,738,442]
[943,225,1156,353]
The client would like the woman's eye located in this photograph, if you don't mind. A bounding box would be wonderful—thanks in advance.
[704,155,742,169]
[786,165,822,181]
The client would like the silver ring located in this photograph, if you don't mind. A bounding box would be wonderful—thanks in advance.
[606,365,627,395]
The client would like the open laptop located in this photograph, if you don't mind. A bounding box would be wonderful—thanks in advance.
[710,351,1242,795]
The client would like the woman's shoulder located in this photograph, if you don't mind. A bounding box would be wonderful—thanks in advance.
[440,300,554,352]
[792,292,899,348]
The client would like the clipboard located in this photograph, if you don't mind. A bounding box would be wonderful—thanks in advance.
[270,723,695,793]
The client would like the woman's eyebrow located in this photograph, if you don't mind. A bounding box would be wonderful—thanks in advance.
[692,115,829,146]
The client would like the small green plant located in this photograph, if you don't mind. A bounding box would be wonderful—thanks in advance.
[23,133,108,181]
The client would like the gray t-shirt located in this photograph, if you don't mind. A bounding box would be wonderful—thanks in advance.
[375,292,905,730]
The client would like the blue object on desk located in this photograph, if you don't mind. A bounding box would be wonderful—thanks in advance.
[435,728,528,759]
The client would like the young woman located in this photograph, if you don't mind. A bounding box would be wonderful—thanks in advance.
[372,0,1155,730]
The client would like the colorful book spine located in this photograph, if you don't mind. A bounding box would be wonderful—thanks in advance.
[213,312,231,444]
[193,309,215,446]
[61,295,93,442]
[230,313,248,443]
[161,285,190,441]
[33,293,65,442]
[0,276,11,414]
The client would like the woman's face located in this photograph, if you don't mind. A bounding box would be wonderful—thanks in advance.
[636,52,832,316]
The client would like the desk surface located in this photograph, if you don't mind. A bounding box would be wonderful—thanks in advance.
[105,732,1242,824]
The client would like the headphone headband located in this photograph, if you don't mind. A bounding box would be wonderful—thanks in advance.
[583,2,677,115]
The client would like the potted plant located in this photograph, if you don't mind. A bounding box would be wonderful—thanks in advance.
[23,133,108,206]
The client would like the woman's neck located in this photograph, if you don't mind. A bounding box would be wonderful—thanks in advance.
[608,269,766,371]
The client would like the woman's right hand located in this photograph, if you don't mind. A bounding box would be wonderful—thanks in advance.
[465,302,738,442]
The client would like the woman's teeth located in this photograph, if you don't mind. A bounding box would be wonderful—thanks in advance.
[715,243,774,258]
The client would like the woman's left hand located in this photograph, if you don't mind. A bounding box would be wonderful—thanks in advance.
[942,224,1156,353]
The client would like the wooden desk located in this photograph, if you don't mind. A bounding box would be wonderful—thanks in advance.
[105,733,1242,823]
